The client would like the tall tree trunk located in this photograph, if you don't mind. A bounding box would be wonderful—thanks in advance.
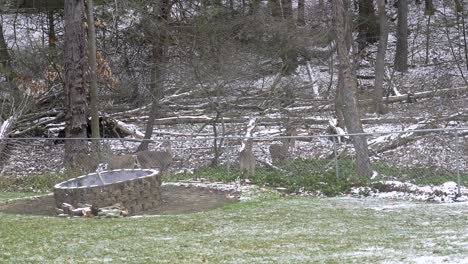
[64,0,89,168]
[137,0,170,151]
[424,0,435,15]
[333,0,373,179]
[454,0,463,13]
[269,0,282,18]
[279,0,297,75]
[86,0,101,152]
[394,0,408,72]
[281,0,293,20]
[297,0,305,26]
[248,0,261,14]
[335,69,345,128]
[424,14,431,64]
[47,10,56,48]
[374,0,388,114]
[47,9,59,68]
[460,1,468,71]
[0,22,20,101]
[357,0,379,50]
[0,21,22,162]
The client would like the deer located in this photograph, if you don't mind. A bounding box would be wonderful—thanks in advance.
[73,152,100,174]
[269,125,297,164]
[239,139,255,178]
[135,141,173,173]
[269,143,289,164]
[107,154,138,170]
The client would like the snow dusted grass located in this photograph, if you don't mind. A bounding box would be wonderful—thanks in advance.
[0,192,42,204]
[1,194,468,263]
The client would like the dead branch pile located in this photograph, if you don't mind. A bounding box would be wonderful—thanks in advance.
[57,202,129,218]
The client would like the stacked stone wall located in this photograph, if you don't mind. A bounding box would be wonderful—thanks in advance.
[54,170,161,215]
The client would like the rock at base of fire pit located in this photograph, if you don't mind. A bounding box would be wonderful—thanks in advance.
[57,203,129,218]
[54,169,161,215]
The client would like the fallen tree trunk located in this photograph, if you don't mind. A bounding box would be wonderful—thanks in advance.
[123,114,430,126]
[12,113,65,137]
[302,86,468,112]
[385,86,468,103]
[369,126,428,154]
[368,113,467,154]
[113,118,144,139]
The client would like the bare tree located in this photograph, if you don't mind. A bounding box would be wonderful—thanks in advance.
[424,0,436,15]
[281,0,293,21]
[332,0,373,178]
[86,0,101,151]
[357,0,379,49]
[297,0,305,26]
[394,0,408,72]
[64,0,89,168]
[137,0,171,151]
[269,0,282,18]
[0,21,19,101]
[373,0,388,114]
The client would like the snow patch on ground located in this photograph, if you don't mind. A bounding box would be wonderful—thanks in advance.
[351,181,468,203]
[163,179,259,201]
[409,256,468,264]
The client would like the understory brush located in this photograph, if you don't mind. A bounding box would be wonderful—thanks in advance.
[169,158,364,196]
[0,173,73,193]
[1,159,464,195]
[372,162,468,186]
[169,158,466,196]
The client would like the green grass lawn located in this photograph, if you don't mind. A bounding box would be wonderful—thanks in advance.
[0,192,44,204]
[1,191,467,263]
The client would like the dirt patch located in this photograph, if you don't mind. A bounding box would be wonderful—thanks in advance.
[0,185,238,216]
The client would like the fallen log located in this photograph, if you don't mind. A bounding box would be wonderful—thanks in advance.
[124,114,429,127]
[384,86,468,103]
[368,122,438,154]
[367,113,467,154]
[304,86,468,112]
[12,113,65,137]
[113,118,144,139]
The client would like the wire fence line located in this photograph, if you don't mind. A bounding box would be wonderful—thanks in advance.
[1,127,467,195]
[1,126,468,142]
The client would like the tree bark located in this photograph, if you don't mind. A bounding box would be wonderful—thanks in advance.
[374,0,388,114]
[424,0,435,15]
[64,0,89,168]
[394,0,408,72]
[357,0,379,50]
[297,0,305,26]
[333,0,373,178]
[86,0,101,152]
[248,0,261,14]
[335,69,346,128]
[0,22,20,101]
[137,0,170,151]
[454,0,463,13]
[47,10,56,48]
[269,0,282,18]
[281,0,293,20]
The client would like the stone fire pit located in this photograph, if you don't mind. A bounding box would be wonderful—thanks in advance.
[54,169,161,215]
